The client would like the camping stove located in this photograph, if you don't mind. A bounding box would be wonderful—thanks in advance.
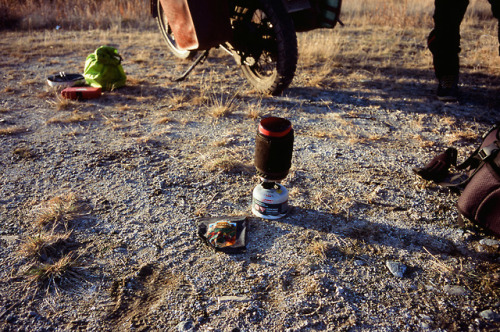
[252,117,294,219]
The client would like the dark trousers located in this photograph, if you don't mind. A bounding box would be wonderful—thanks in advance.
[428,0,500,79]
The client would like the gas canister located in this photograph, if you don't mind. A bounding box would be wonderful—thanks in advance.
[252,182,289,219]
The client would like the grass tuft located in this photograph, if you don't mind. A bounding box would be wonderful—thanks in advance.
[207,91,239,118]
[18,231,72,260]
[33,193,81,230]
[25,253,80,292]
[307,240,333,260]
[46,111,94,124]
[445,129,480,145]
[154,116,173,125]
[47,93,75,111]
[204,156,249,173]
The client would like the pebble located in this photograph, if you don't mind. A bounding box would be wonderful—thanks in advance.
[385,261,406,278]
[443,285,468,296]
[419,321,431,329]
[419,314,432,322]
[354,260,365,266]
[479,309,499,322]
[0,235,19,243]
[479,239,500,248]
[175,320,194,332]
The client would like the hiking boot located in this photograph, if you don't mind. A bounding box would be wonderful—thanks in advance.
[436,75,459,102]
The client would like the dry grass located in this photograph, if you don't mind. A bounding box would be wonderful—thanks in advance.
[165,92,189,108]
[204,155,249,173]
[247,99,264,120]
[207,91,239,118]
[103,117,127,130]
[310,130,336,139]
[18,232,72,260]
[19,193,86,293]
[413,134,436,148]
[13,146,37,159]
[297,1,500,90]
[46,94,76,111]
[46,111,94,124]
[202,149,252,173]
[342,0,494,28]
[1,0,152,30]
[444,129,480,145]
[306,240,333,260]
[424,247,500,296]
[410,114,428,131]
[440,116,457,127]
[25,253,81,293]
[0,126,27,135]
[311,189,353,215]
[32,193,82,229]
[3,86,15,94]
[211,138,234,147]
[154,116,174,125]
[5,0,490,31]
[116,104,132,112]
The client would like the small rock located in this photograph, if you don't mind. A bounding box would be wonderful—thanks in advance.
[419,314,432,321]
[176,320,193,332]
[479,309,500,322]
[158,179,167,189]
[354,260,365,266]
[386,260,406,278]
[0,235,19,244]
[444,285,468,296]
[479,239,500,248]
[419,322,431,330]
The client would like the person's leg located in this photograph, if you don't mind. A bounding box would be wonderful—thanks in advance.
[488,0,500,55]
[428,0,469,100]
[428,0,469,79]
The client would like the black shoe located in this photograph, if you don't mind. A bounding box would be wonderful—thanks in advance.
[437,75,459,102]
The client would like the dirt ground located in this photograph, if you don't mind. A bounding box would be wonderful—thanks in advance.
[0,25,499,331]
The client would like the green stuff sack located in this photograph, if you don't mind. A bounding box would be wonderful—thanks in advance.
[83,46,126,90]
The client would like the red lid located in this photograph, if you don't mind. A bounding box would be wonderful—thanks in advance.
[258,117,292,137]
[61,87,102,100]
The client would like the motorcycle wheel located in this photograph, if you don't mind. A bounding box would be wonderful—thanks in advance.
[155,0,195,59]
[233,0,298,95]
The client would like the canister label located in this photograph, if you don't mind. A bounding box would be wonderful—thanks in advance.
[252,197,288,216]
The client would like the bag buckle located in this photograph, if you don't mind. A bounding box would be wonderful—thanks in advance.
[478,142,500,161]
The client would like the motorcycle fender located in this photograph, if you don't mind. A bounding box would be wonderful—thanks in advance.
[159,0,199,50]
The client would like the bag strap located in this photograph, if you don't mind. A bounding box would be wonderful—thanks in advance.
[434,123,500,191]
[455,122,500,171]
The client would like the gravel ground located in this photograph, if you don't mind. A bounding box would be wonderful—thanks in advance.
[0,28,499,331]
